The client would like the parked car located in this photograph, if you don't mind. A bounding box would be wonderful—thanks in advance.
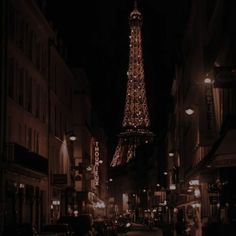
[39,223,71,236]
[104,219,117,236]
[93,219,117,236]
[93,220,106,236]
[114,218,132,234]
[58,214,94,236]
[2,223,38,236]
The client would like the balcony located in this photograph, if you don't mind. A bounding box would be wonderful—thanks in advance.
[5,142,48,175]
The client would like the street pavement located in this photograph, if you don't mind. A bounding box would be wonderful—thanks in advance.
[118,223,163,236]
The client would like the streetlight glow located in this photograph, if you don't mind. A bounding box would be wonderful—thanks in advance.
[168,152,174,157]
[69,133,77,141]
[204,78,212,84]
[185,108,194,115]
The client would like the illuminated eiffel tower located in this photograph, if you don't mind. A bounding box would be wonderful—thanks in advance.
[111,2,154,167]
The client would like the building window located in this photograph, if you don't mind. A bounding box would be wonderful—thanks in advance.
[29,30,33,61]
[7,116,12,142]
[18,123,22,145]
[8,57,14,98]
[55,106,58,137]
[33,129,36,152]
[69,88,72,108]
[19,67,24,106]
[24,124,27,146]
[42,90,47,122]
[59,112,62,140]
[41,45,48,78]
[25,73,32,113]
[27,127,32,150]
[36,132,39,153]
[36,84,40,118]
[36,41,41,70]
[15,61,19,101]
[54,65,57,94]
[28,77,32,113]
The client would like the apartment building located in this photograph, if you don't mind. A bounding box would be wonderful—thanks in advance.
[0,0,75,230]
[167,0,236,230]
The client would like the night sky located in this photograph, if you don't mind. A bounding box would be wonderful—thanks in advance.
[45,0,190,167]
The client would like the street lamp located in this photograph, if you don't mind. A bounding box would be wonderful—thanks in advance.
[65,131,77,141]
[204,73,213,84]
[185,108,194,115]
[168,151,174,157]
[204,78,212,84]
[69,132,77,141]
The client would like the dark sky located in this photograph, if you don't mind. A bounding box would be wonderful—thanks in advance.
[45,0,190,152]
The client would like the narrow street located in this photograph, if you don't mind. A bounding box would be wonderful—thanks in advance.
[118,223,163,236]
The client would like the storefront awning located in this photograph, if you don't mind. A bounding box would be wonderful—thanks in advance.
[186,123,236,180]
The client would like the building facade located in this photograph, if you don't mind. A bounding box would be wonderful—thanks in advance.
[2,0,54,230]
[0,0,108,232]
[167,0,236,233]
[72,69,108,218]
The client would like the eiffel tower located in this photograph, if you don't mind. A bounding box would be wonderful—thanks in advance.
[111,2,154,167]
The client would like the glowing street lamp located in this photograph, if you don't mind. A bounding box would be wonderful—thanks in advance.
[168,151,174,157]
[204,73,213,84]
[204,77,212,84]
[66,131,77,141]
[185,108,194,115]
[69,133,76,141]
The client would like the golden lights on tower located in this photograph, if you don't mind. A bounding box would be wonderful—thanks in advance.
[111,2,154,167]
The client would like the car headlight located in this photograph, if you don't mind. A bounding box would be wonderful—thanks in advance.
[126,223,131,227]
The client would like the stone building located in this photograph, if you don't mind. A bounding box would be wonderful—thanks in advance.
[167,0,236,231]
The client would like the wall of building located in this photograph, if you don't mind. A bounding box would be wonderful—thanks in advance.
[167,0,236,231]
[1,0,77,230]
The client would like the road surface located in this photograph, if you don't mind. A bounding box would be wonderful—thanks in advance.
[118,223,163,236]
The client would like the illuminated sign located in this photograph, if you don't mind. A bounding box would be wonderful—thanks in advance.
[94,141,100,186]
[52,200,60,205]
[189,180,199,186]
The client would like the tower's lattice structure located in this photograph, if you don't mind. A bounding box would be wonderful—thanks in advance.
[111,3,154,167]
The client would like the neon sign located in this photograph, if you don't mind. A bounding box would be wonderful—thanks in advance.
[94,141,100,186]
